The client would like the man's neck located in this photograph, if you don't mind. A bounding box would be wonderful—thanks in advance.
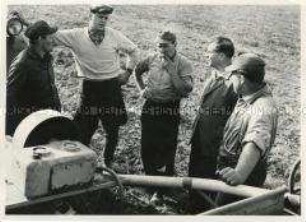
[89,26,105,34]
[241,83,265,98]
[30,44,46,59]
[214,59,232,73]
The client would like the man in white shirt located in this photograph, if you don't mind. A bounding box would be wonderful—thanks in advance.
[53,4,139,167]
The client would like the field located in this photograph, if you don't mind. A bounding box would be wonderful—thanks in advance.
[9,5,300,214]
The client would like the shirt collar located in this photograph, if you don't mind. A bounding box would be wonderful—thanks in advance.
[241,83,271,104]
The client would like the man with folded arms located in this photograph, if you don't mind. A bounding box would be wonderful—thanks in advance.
[53,4,139,167]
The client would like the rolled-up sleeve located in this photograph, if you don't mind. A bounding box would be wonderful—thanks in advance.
[242,105,278,156]
[179,58,193,91]
[114,31,139,70]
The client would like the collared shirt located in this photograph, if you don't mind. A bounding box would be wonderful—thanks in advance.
[7,46,61,111]
[53,27,138,80]
[137,53,193,102]
[190,70,237,156]
[218,84,278,166]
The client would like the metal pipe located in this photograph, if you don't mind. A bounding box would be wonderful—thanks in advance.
[117,175,269,197]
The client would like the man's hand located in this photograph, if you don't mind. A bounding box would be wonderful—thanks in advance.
[117,70,131,85]
[218,167,244,186]
[163,58,177,75]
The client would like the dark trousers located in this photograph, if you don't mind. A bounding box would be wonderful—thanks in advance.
[187,125,219,214]
[74,79,127,165]
[140,99,180,176]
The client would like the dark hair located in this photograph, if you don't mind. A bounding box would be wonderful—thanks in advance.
[245,66,265,84]
[213,36,235,58]
[159,31,176,44]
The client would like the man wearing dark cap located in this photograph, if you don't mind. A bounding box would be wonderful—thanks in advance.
[6,20,61,136]
[6,10,29,72]
[135,31,193,179]
[52,5,139,167]
[216,53,278,204]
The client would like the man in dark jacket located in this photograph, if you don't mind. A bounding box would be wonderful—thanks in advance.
[187,37,237,213]
[6,20,61,136]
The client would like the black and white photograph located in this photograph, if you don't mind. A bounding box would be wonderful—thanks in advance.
[1,0,302,219]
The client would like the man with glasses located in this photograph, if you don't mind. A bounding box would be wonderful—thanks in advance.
[187,37,237,213]
[216,53,278,204]
[135,31,193,180]
[53,4,139,167]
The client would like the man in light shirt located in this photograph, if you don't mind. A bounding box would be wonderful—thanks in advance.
[53,4,139,167]
[135,31,193,178]
[216,53,278,204]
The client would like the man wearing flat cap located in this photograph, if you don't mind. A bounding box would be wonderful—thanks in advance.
[52,4,139,167]
[216,53,278,204]
[6,20,61,136]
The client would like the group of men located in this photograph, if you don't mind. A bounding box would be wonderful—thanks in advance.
[6,4,278,212]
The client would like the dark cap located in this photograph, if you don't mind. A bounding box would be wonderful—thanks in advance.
[25,20,58,40]
[90,4,114,15]
[228,53,266,83]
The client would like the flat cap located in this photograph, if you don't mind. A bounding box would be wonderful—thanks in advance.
[90,4,114,15]
[228,53,266,83]
[25,20,57,40]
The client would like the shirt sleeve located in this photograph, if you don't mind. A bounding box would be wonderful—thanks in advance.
[178,57,193,87]
[242,103,278,156]
[135,55,153,75]
[113,30,139,69]
[53,29,78,48]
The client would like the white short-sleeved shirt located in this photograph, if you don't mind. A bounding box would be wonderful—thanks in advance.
[53,27,138,80]
[218,85,278,164]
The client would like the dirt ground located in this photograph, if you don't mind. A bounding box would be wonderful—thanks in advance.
[8,5,300,214]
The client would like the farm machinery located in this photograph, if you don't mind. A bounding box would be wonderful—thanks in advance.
[3,110,301,215]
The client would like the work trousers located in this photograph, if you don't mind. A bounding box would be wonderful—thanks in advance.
[74,78,127,165]
[140,99,180,176]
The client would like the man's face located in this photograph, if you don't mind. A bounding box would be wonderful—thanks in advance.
[206,42,223,68]
[89,13,109,31]
[41,34,55,53]
[7,19,23,36]
[230,70,246,94]
[157,38,176,59]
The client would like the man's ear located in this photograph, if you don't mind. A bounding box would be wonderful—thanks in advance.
[173,41,177,47]
[218,52,226,61]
